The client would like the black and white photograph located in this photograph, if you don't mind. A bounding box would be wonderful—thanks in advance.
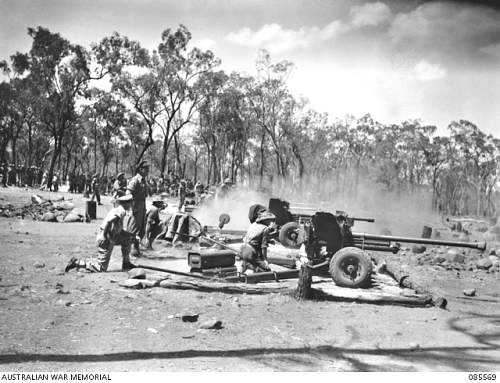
[0,0,499,374]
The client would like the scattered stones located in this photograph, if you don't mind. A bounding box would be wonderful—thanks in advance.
[1,197,85,223]
[141,279,159,288]
[433,255,446,264]
[432,297,447,309]
[147,274,169,282]
[445,250,465,264]
[463,289,476,297]
[128,268,146,280]
[488,255,500,264]
[119,279,144,289]
[199,319,222,330]
[41,212,57,222]
[475,222,489,233]
[412,245,426,254]
[63,213,81,222]
[34,262,45,268]
[159,280,172,288]
[31,194,44,204]
[476,258,493,270]
[181,313,199,323]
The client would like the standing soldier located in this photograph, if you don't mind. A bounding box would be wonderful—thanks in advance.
[216,177,232,199]
[90,174,102,205]
[64,194,137,272]
[127,161,149,256]
[113,172,127,199]
[178,179,187,211]
[144,198,167,250]
[194,180,204,205]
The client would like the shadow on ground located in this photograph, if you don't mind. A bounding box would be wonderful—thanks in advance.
[1,342,497,371]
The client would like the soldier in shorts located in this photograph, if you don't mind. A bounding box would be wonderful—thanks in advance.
[64,195,137,272]
[145,198,167,250]
[127,161,149,256]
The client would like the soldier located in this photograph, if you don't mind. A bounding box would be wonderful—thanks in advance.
[64,194,137,272]
[127,161,149,256]
[178,179,187,211]
[194,180,204,204]
[144,198,167,250]
[216,177,232,199]
[90,174,102,205]
[240,211,276,274]
[112,172,127,199]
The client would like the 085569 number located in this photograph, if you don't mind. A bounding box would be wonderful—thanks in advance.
[469,374,496,381]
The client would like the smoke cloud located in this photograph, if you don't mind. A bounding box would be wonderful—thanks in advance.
[192,172,441,237]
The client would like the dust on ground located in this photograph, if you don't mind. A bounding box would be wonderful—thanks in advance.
[0,187,499,371]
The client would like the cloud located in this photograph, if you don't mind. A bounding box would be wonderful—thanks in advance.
[480,42,500,58]
[226,21,347,53]
[194,38,216,50]
[388,2,500,62]
[413,60,446,81]
[349,2,392,28]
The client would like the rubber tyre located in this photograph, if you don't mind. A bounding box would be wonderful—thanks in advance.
[279,222,302,248]
[329,247,372,288]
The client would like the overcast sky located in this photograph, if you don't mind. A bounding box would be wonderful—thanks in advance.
[1,0,500,135]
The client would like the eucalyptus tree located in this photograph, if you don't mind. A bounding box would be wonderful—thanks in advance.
[8,27,102,187]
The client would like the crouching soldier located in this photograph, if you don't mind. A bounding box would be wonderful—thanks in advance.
[145,198,167,250]
[240,211,276,274]
[65,194,137,272]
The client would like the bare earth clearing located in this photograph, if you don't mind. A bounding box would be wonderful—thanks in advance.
[0,187,499,372]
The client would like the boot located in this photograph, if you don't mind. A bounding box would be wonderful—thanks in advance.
[130,245,141,257]
[65,257,80,272]
[122,261,137,271]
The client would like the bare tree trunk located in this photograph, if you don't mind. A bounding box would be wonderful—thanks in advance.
[259,131,265,186]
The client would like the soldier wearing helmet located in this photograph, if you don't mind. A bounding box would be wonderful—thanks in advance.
[240,210,276,274]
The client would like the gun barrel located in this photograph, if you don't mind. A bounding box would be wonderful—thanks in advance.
[351,217,375,223]
[352,232,486,251]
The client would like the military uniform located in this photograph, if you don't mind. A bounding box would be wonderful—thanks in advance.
[65,195,136,272]
[113,176,127,199]
[90,176,102,205]
[241,216,274,273]
[145,201,166,249]
[127,173,148,239]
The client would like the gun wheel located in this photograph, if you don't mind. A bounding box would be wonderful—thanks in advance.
[329,247,372,288]
[278,222,302,248]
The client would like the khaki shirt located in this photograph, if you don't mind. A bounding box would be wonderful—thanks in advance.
[243,222,271,249]
[127,174,147,201]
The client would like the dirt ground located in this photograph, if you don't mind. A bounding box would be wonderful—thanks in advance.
[0,187,499,372]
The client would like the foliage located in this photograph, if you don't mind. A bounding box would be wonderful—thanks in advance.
[1,26,499,217]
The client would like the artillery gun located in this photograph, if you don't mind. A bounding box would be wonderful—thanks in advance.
[224,198,486,288]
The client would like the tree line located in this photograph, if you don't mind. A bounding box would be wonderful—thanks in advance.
[1,25,499,217]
